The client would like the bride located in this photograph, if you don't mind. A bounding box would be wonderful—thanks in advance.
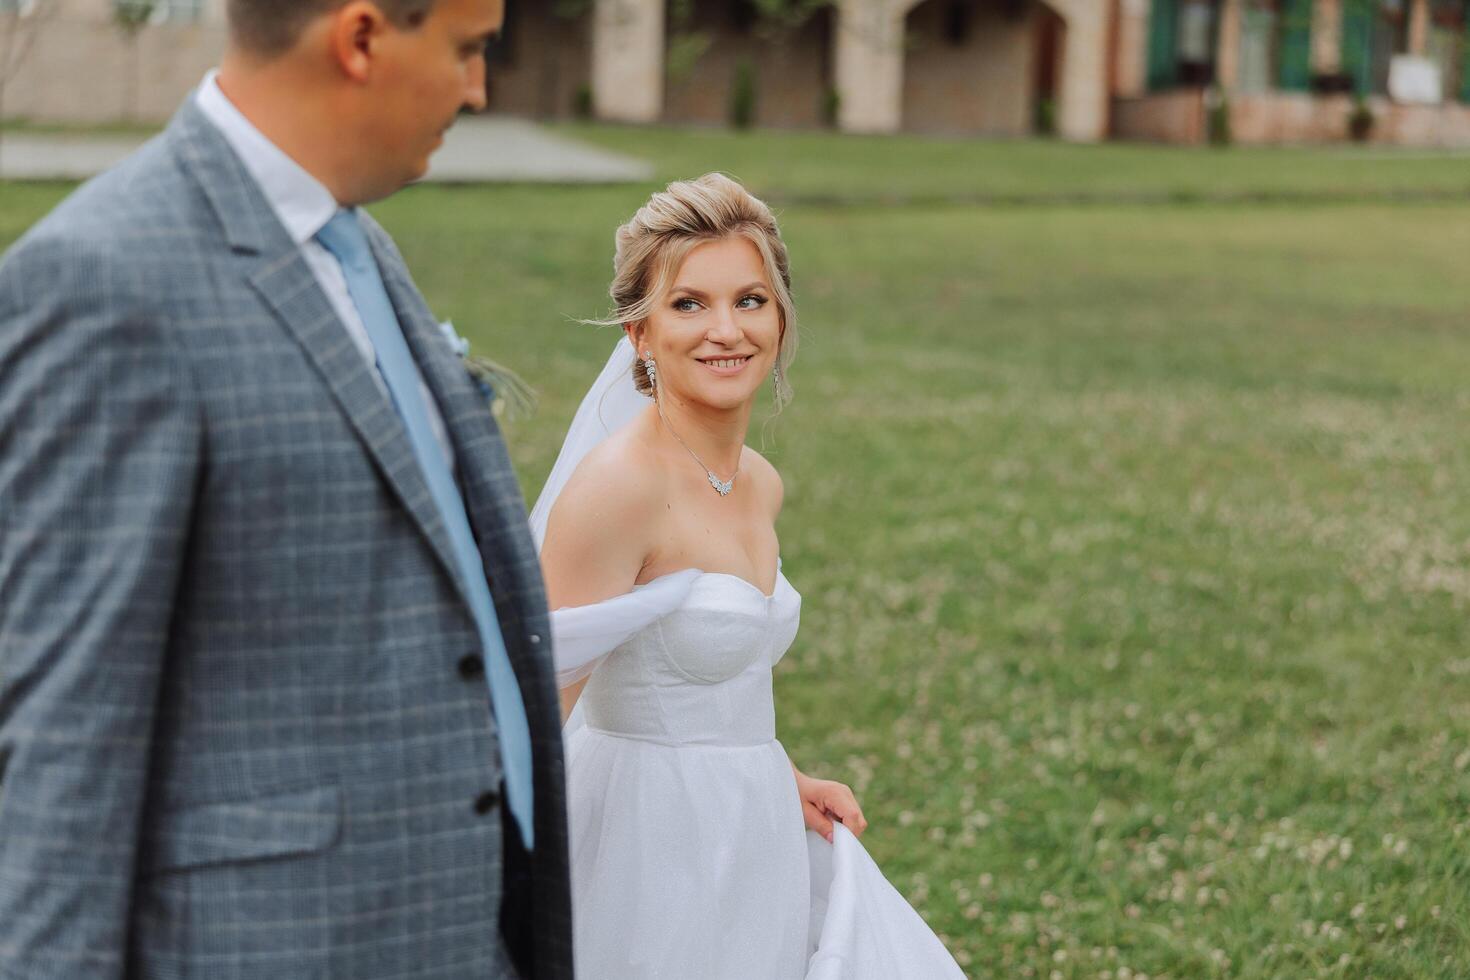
[531,173,965,979]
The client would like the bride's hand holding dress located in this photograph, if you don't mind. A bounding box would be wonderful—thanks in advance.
[793,763,867,844]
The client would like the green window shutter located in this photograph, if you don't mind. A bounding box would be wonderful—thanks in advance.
[1147,0,1180,91]
[1278,0,1313,90]
[1341,0,1375,95]
[1460,0,1470,102]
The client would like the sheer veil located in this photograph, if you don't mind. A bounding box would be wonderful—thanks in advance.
[530,337,701,732]
[528,336,647,551]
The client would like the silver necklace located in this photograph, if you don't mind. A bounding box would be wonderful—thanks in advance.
[660,406,737,496]
[644,351,738,496]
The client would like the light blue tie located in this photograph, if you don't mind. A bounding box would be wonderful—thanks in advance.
[317,208,534,850]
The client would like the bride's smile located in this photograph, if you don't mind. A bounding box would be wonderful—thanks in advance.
[634,233,783,415]
[697,354,754,376]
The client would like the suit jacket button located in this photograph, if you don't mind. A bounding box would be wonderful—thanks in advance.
[458,654,485,680]
[474,789,500,815]
[529,633,541,645]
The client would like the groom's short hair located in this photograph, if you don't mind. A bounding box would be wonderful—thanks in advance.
[227,0,437,56]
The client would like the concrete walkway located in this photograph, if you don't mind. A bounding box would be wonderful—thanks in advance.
[0,116,653,184]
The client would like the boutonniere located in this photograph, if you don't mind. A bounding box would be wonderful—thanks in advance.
[437,320,537,421]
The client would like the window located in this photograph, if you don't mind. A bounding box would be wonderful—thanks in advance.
[1342,0,1408,94]
[1177,0,1220,83]
[1370,0,1410,93]
[1146,0,1223,89]
[1427,0,1469,100]
[1239,0,1282,92]
[943,0,972,45]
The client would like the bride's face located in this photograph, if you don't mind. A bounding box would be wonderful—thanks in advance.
[630,235,783,414]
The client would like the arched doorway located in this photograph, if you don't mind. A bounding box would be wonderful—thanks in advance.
[1034,3,1066,134]
[900,0,1067,135]
[662,0,836,128]
[484,0,592,119]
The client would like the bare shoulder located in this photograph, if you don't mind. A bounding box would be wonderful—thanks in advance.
[540,426,666,607]
[547,428,665,541]
[741,445,784,519]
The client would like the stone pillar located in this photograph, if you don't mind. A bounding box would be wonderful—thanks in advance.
[834,0,907,133]
[1053,0,1110,141]
[1312,0,1342,74]
[1115,0,1153,98]
[1408,0,1430,55]
[1216,0,1243,90]
[592,0,664,124]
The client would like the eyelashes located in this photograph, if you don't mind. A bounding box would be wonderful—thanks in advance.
[671,295,769,313]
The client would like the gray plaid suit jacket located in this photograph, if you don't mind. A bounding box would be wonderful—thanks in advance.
[0,99,572,979]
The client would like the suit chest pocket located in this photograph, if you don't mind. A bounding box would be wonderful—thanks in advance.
[141,784,342,876]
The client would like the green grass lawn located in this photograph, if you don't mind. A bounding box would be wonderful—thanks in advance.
[559,121,1470,205]
[0,118,162,138]
[6,133,1470,978]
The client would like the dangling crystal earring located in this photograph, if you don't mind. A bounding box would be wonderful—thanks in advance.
[772,354,783,400]
[642,351,658,393]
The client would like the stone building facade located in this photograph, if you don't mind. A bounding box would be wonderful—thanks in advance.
[0,0,1112,141]
[586,0,1111,141]
[1114,0,1470,144]
[4,0,1464,145]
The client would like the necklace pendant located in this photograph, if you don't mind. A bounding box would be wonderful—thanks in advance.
[708,471,734,496]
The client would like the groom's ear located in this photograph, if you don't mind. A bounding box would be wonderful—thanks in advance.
[326,1,390,83]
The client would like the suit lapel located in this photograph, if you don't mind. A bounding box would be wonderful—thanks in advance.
[369,233,550,667]
[168,99,468,605]
[246,254,469,605]
[369,234,568,874]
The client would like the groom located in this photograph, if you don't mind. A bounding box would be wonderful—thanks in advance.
[0,0,570,977]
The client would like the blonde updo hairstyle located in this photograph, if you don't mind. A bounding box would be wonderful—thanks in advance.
[603,173,797,409]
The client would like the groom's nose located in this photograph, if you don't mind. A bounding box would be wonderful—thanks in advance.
[463,58,488,114]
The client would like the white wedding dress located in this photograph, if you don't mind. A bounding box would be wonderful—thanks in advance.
[532,340,967,979]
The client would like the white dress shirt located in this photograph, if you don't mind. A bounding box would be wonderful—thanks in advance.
[194,70,456,471]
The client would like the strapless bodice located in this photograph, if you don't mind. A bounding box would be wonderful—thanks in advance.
[579,569,801,747]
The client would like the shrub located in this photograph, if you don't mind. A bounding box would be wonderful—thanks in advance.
[1207,90,1232,147]
[572,84,593,120]
[1348,95,1375,142]
[731,60,757,130]
[821,86,840,129]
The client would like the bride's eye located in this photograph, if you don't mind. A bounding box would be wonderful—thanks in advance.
[672,297,701,313]
[736,295,768,310]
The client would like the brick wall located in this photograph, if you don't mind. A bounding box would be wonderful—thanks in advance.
[485,5,591,120]
[663,5,835,129]
[901,0,1039,137]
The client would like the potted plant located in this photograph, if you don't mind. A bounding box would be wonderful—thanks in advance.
[730,59,757,130]
[1206,86,1232,147]
[1348,95,1375,142]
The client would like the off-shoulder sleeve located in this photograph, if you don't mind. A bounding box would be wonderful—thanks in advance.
[551,569,702,689]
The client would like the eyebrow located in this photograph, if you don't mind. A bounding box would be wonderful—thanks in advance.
[669,282,771,298]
